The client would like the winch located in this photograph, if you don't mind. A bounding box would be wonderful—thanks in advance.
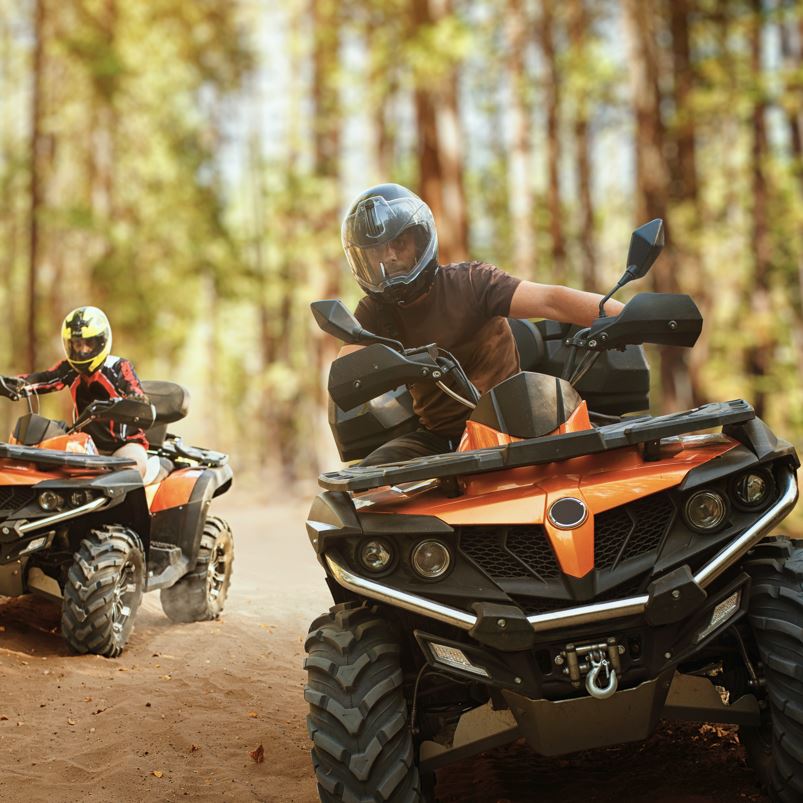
[554,637,624,699]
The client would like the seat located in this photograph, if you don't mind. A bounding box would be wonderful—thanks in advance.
[140,381,190,448]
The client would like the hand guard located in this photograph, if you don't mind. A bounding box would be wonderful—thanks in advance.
[0,376,26,401]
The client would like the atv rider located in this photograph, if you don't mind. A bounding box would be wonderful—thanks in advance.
[340,183,626,466]
[11,306,150,478]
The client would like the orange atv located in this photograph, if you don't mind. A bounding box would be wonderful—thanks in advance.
[304,220,800,802]
[0,380,234,657]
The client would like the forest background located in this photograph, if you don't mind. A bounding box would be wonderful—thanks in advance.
[2,0,803,526]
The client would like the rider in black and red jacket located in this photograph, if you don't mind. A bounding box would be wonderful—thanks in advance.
[18,306,150,476]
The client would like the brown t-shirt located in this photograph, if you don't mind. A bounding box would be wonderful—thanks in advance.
[354,262,522,437]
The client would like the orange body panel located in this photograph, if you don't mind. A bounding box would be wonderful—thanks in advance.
[149,468,203,513]
[37,433,98,455]
[369,432,737,579]
[0,432,99,484]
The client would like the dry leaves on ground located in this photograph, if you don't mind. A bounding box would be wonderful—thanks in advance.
[250,744,265,764]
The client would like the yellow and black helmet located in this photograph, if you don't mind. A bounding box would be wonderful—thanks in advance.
[61,306,112,374]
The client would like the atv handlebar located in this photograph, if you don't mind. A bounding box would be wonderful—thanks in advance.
[0,376,29,402]
[69,397,156,434]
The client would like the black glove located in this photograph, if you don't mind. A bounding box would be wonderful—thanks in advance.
[0,376,25,401]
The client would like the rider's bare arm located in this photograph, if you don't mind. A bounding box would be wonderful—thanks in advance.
[508,282,625,327]
[337,344,365,358]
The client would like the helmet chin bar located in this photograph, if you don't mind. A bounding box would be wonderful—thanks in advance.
[371,262,440,306]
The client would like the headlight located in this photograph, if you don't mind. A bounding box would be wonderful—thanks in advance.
[38,491,64,511]
[411,540,451,579]
[358,539,394,573]
[732,471,772,509]
[69,490,95,507]
[684,490,727,532]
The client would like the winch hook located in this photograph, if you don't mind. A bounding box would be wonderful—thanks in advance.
[585,655,618,700]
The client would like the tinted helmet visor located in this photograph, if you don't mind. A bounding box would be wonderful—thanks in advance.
[343,196,438,293]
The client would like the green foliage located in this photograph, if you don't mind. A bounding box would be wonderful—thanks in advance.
[1,0,802,505]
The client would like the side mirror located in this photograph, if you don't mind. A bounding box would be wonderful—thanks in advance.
[311,299,403,350]
[311,300,367,344]
[597,218,665,318]
[624,218,664,283]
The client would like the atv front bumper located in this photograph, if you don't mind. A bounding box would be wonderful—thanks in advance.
[322,468,798,636]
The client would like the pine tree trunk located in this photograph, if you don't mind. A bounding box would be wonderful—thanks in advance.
[569,0,595,290]
[506,0,535,279]
[27,0,46,372]
[668,0,708,406]
[539,0,566,283]
[624,0,691,412]
[412,0,467,264]
[745,0,773,419]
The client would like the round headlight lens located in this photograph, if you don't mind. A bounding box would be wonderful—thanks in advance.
[684,490,727,531]
[411,540,451,579]
[734,472,770,508]
[38,491,64,511]
[70,490,91,507]
[359,539,393,573]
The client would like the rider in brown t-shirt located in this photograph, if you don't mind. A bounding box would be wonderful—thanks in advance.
[340,183,624,466]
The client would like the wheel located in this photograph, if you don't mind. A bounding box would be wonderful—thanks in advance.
[160,516,234,623]
[304,603,422,802]
[740,536,803,802]
[61,524,145,658]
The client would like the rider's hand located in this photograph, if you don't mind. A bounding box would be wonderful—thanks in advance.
[0,377,26,401]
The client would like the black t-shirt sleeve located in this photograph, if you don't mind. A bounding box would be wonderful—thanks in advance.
[468,262,522,318]
[354,297,381,333]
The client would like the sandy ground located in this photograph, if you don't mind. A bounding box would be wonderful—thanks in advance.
[0,489,769,803]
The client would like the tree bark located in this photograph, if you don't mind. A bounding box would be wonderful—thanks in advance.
[744,0,773,419]
[505,0,536,279]
[539,0,566,283]
[624,0,691,412]
[412,0,468,264]
[568,0,595,290]
[27,0,46,372]
[668,0,708,406]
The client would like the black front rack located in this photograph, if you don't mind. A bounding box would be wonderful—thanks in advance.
[318,400,756,493]
[0,443,136,471]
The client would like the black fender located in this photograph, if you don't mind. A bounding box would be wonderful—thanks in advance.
[149,464,233,566]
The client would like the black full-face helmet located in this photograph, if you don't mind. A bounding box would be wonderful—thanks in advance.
[341,183,439,305]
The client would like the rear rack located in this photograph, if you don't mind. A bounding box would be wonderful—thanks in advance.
[318,400,755,493]
[157,437,228,468]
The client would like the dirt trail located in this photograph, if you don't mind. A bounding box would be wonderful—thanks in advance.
[0,490,769,802]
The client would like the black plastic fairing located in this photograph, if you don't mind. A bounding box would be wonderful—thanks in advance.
[306,492,362,553]
[13,414,67,446]
[588,293,702,349]
[328,387,418,462]
[678,445,759,492]
[329,344,439,411]
[468,372,582,439]
[723,417,800,467]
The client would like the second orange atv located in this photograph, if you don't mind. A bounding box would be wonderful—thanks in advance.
[304,220,801,802]
[0,380,234,657]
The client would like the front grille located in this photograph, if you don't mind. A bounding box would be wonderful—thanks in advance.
[0,487,37,514]
[595,491,675,570]
[459,525,559,581]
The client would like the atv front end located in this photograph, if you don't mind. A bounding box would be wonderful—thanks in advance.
[304,403,800,800]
